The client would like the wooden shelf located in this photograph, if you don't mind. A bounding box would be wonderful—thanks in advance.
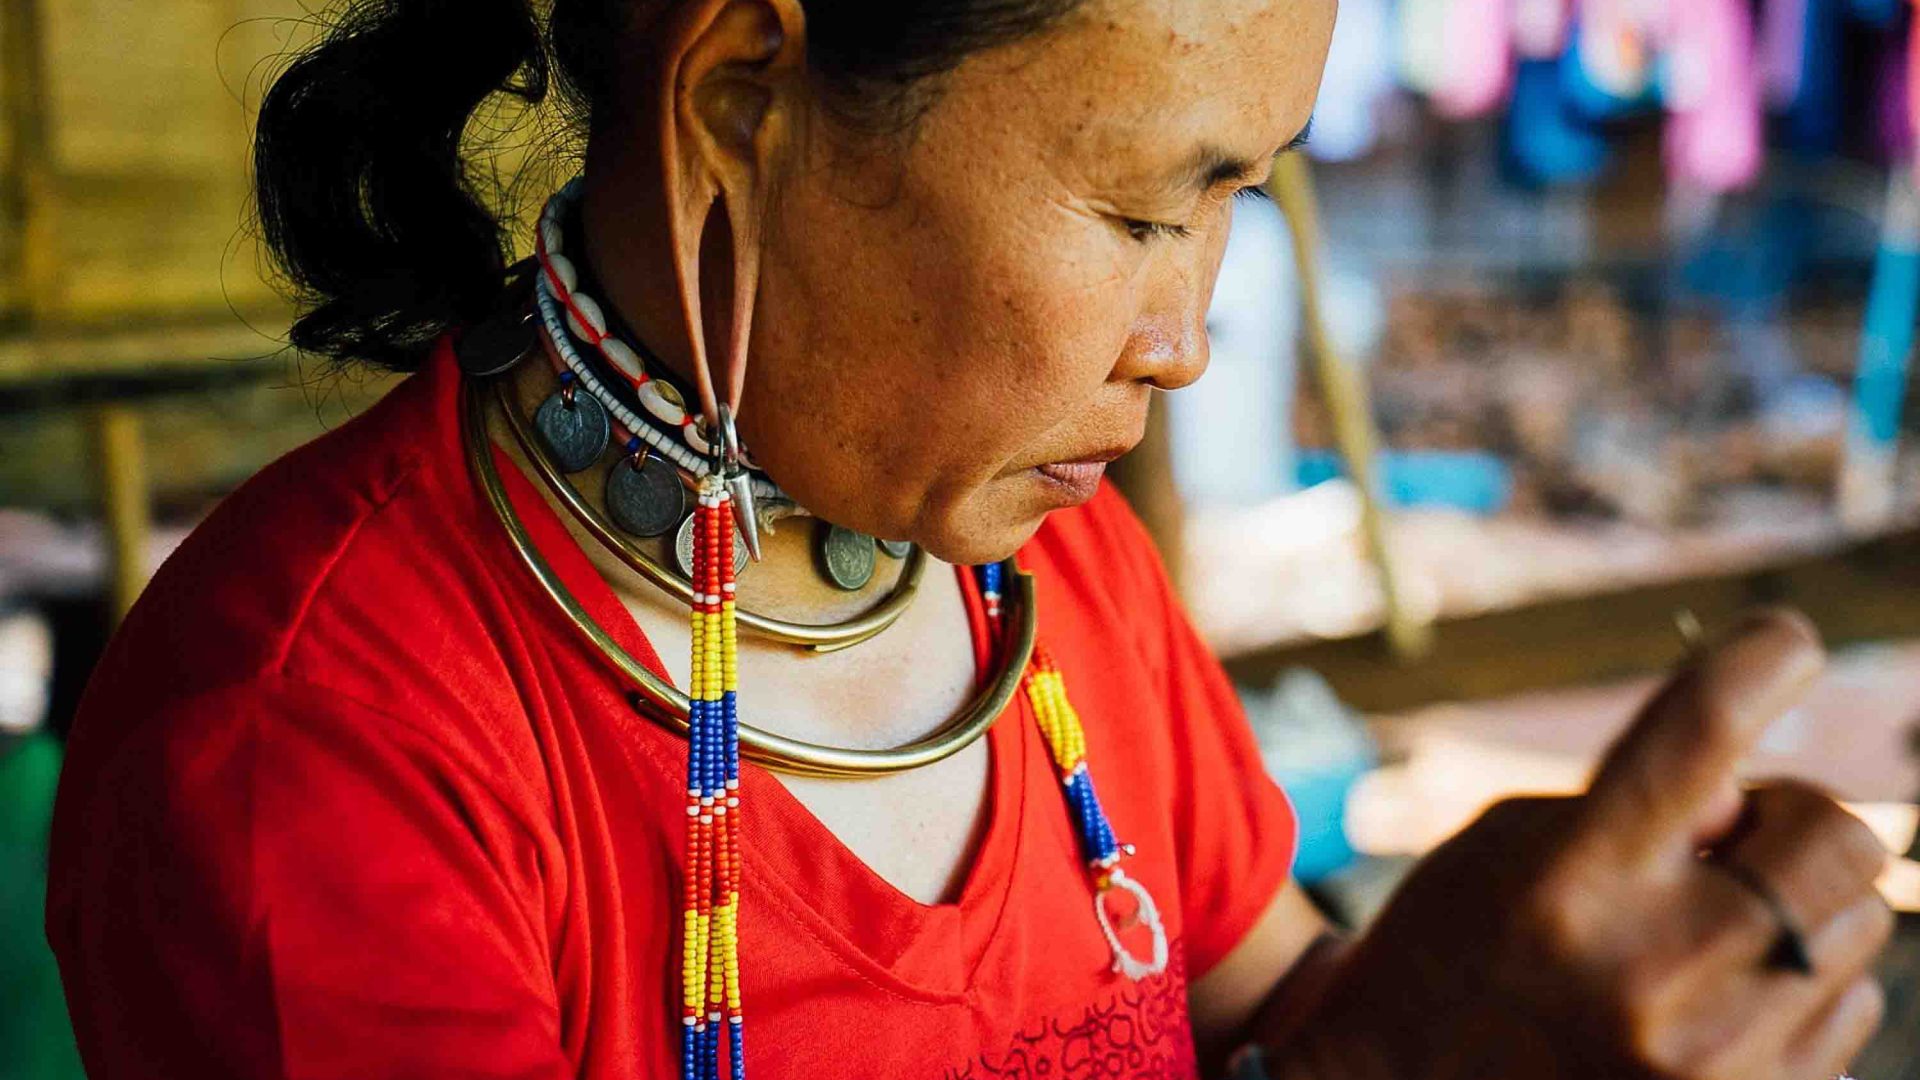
[0,316,293,395]
[1222,524,1920,712]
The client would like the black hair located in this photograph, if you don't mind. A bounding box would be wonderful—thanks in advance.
[253,0,1086,372]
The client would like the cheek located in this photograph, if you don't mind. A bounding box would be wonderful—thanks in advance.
[969,218,1146,408]
[753,179,1141,490]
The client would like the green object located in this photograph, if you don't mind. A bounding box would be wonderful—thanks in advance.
[0,733,85,1079]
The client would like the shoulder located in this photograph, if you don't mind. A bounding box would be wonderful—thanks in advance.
[57,348,559,889]
[98,366,448,693]
[70,348,525,769]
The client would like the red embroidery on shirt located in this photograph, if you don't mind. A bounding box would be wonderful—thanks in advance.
[942,951,1197,1080]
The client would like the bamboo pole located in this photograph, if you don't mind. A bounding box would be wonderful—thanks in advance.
[1,0,53,309]
[1269,152,1433,660]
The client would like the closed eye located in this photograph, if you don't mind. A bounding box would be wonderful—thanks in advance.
[1122,186,1272,243]
[1122,218,1194,242]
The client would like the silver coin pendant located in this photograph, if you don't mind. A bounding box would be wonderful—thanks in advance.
[534,390,610,473]
[818,524,877,591]
[606,455,685,538]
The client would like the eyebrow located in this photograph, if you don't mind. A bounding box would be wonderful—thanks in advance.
[1180,118,1315,192]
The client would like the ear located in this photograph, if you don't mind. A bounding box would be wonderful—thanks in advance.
[654,0,805,428]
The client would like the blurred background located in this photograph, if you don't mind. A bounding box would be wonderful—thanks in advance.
[5,0,1920,1075]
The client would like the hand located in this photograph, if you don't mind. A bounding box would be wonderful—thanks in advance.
[1268,610,1893,1080]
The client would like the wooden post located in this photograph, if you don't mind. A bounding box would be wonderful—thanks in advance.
[90,405,150,622]
[1,0,53,311]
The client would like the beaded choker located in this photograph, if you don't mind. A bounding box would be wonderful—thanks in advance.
[456,175,1168,1080]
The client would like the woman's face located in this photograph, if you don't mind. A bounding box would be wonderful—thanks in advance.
[743,0,1336,565]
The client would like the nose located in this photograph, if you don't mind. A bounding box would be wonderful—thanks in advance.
[1111,311,1209,392]
[1111,221,1230,391]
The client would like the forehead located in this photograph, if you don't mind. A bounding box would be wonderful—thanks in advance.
[932,0,1334,172]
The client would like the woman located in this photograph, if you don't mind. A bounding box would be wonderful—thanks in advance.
[46,1,1892,1077]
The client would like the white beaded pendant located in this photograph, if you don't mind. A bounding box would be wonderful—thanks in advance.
[640,378,689,427]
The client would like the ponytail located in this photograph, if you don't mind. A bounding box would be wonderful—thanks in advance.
[252,0,548,371]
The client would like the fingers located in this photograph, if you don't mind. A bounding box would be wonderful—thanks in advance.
[1714,783,1891,946]
[1583,609,1825,865]
[1659,888,1891,1076]
[1783,977,1885,1080]
[1679,782,1889,980]
[1677,871,1890,1004]
[1734,786,1894,1079]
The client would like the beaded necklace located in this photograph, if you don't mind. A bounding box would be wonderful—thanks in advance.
[983,563,1170,982]
[534,178,744,475]
[493,176,1169,1080]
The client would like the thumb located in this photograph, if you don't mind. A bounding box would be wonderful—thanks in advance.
[1581,608,1824,865]
[1689,776,1746,850]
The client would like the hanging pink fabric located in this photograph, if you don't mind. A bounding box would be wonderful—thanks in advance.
[1665,0,1765,192]
[1514,0,1571,60]
[1760,0,1812,107]
[1910,0,1920,186]
[1433,0,1515,118]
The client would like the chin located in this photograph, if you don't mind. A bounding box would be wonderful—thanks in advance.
[907,481,1060,567]
[782,470,1064,567]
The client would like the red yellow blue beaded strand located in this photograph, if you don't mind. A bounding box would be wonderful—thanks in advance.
[683,477,744,1080]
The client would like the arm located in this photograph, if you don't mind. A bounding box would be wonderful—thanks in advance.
[1187,881,1343,1074]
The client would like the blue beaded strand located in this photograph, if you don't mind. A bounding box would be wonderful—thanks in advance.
[977,561,1165,980]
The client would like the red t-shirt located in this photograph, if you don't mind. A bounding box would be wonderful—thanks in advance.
[47,336,1296,1079]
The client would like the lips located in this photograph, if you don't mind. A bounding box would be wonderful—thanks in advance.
[1022,418,1143,506]
[1033,461,1108,504]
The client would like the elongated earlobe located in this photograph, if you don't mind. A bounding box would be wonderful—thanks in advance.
[652,0,799,431]
[660,130,724,428]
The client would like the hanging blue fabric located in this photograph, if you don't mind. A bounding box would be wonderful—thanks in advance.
[1782,0,1847,154]
[1505,58,1612,187]
[1851,181,1920,454]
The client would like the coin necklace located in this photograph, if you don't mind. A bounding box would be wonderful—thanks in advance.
[493,357,928,653]
[514,244,930,651]
[531,178,899,591]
